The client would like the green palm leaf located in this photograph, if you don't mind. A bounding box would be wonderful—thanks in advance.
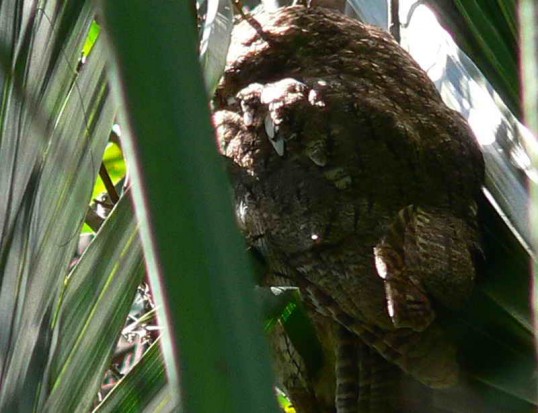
[0,1,145,411]
[44,194,144,413]
[94,340,171,413]
[97,0,280,411]
[0,1,111,408]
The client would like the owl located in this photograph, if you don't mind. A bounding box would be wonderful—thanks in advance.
[213,6,484,412]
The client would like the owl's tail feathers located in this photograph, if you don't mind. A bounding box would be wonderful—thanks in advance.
[338,314,458,389]
[304,273,460,389]
[310,287,458,390]
[335,325,402,413]
[335,325,359,413]
[356,337,401,413]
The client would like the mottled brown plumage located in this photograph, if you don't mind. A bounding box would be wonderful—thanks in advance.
[213,6,483,412]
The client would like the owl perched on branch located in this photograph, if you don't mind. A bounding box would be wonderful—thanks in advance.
[213,6,484,412]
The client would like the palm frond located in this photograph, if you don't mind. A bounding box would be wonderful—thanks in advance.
[0,1,146,411]
[97,0,280,412]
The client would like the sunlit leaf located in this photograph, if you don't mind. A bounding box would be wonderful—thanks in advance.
[83,20,101,57]
[91,142,126,200]
[199,0,234,95]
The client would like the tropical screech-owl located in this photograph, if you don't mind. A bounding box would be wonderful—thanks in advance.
[213,6,484,412]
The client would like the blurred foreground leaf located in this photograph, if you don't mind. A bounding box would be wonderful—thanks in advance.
[98,1,279,412]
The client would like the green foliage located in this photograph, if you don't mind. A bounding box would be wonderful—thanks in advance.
[0,0,536,412]
[91,141,126,200]
[46,196,144,412]
[0,1,143,411]
[519,0,538,386]
[83,20,101,58]
[97,1,279,412]
[94,340,172,413]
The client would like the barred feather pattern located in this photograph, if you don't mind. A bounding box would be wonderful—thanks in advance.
[335,326,359,413]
